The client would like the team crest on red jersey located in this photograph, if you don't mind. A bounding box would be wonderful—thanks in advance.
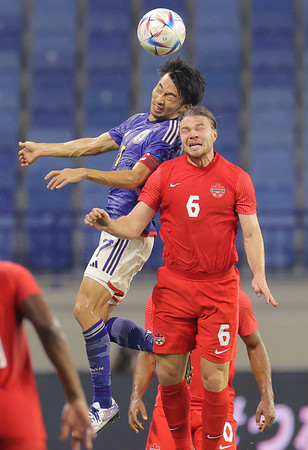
[150,444,160,450]
[210,183,226,198]
[154,332,165,346]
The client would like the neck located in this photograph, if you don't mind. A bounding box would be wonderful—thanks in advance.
[187,151,214,167]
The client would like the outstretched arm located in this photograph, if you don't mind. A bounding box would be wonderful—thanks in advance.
[21,294,95,449]
[44,161,152,191]
[84,202,156,240]
[241,329,275,432]
[129,352,156,433]
[239,214,278,307]
[18,132,119,166]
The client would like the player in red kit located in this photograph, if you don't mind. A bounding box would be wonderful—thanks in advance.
[0,261,95,450]
[85,106,278,449]
[128,291,275,449]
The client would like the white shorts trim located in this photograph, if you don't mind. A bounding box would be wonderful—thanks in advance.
[84,230,154,305]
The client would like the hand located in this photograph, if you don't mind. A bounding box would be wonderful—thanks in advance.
[128,396,148,433]
[251,275,279,307]
[45,168,87,190]
[255,397,275,432]
[60,398,96,449]
[18,141,42,166]
[84,208,111,231]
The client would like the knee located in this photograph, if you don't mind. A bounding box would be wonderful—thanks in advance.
[202,371,227,392]
[73,300,90,325]
[156,360,186,386]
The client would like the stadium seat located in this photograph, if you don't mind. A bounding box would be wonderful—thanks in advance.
[0,2,22,52]
[25,127,74,143]
[250,88,294,109]
[195,0,239,32]
[0,73,20,110]
[24,212,73,270]
[81,225,101,265]
[86,32,130,70]
[258,212,296,269]
[30,72,75,109]
[0,214,15,261]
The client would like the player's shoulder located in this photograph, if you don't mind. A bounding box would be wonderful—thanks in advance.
[159,153,185,170]
[0,260,25,275]
[217,153,251,181]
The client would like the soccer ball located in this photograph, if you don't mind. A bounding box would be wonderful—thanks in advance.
[137,8,186,56]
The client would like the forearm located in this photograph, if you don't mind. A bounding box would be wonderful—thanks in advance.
[243,227,265,277]
[38,137,107,158]
[84,168,142,190]
[131,353,156,401]
[248,342,274,402]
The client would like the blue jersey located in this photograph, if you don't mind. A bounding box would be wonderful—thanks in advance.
[107,112,182,235]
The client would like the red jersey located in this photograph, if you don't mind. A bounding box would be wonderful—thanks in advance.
[144,289,258,409]
[139,153,257,273]
[0,262,46,440]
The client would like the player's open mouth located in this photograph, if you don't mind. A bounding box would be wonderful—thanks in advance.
[153,103,163,113]
[189,142,202,148]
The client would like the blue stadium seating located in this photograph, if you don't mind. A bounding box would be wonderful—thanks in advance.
[31,34,76,73]
[81,224,101,265]
[195,0,240,31]
[0,1,22,52]
[0,214,15,261]
[24,212,73,270]
[0,73,20,110]
[86,32,131,71]
[258,213,296,269]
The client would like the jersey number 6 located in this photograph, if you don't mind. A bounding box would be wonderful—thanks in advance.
[186,195,200,218]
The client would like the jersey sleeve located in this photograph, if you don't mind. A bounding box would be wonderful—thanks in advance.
[235,170,257,215]
[144,296,154,331]
[138,120,181,172]
[138,165,162,212]
[108,116,132,146]
[238,289,259,336]
[13,264,42,308]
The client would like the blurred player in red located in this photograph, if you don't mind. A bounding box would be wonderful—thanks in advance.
[127,291,275,449]
[85,106,278,449]
[0,261,95,450]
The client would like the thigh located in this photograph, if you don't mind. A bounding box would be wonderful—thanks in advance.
[146,406,176,450]
[196,274,239,364]
[84,231,154,304]
[152,267,198,354]
[74,276,112,325]
[155,353,189,386]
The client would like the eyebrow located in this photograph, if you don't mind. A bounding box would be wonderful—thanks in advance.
[157,82,178,98]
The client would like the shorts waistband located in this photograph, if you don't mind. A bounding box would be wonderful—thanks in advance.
[164,265,235,280]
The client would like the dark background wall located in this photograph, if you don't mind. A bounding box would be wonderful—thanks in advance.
[37,372,308,450]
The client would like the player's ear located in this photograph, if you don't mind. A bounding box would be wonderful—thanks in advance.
[179,103,192,114]
[213,129,218,142]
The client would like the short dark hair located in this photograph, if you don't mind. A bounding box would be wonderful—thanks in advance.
[158,56,206,106]
[180,106,217,129]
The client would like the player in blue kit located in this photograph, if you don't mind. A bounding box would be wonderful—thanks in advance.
[18,57,206,433]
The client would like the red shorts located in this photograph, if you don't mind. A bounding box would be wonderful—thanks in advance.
[152,265,239,363]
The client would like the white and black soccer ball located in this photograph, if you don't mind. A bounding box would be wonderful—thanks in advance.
[137,8,186,56]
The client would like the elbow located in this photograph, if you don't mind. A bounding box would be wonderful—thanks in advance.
[125,173,145,191]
